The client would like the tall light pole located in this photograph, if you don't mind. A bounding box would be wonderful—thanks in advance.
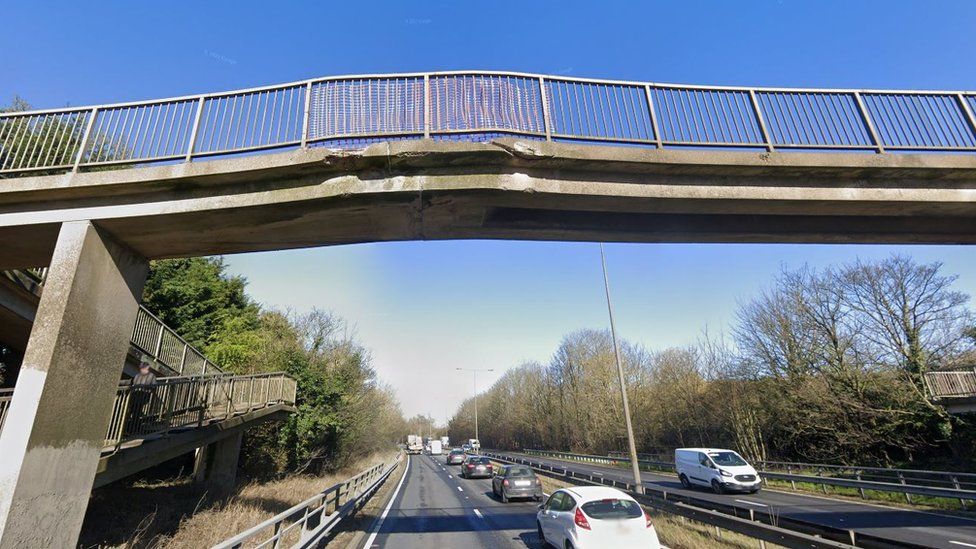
[600,243,644,494]
[456,367,493,441]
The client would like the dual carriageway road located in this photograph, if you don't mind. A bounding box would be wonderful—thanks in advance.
[362,451,976,549]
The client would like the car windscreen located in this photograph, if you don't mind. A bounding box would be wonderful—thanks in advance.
[506,467,534,477]
[708,451,748,466]
[580,499,642,520]
[467,457,490,464]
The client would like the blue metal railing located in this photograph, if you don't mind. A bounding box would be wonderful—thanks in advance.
[2,71,976,176]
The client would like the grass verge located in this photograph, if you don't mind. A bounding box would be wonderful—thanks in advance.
[79,453,389,548]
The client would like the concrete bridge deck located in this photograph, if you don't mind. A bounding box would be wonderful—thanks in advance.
[2,139,976,271]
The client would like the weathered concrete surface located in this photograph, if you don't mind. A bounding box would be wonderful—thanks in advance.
[94,405,292,488]
[191,431,244,496]
[0,275,38,352]
[0,221,147,548]
[1,139,976,269]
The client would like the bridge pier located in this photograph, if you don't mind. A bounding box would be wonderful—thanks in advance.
[193,432,244,496]
[0,221,147,549]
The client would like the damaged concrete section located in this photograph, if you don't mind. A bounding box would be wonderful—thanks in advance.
[0,139,975,270]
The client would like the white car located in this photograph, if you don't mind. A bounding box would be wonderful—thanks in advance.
[536,486,660,549]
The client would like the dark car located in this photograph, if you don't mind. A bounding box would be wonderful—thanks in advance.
[446,449,466,465]
[491,464,543,502]
[461,456,493,479]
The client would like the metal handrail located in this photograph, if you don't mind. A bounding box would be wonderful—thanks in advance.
[520,448,976,508]
[0,388,13,432]
[103,372,296,452]
[213,451,402,549]
[3,268,225,377]
[3,70,976,176]
[925,369,976,398]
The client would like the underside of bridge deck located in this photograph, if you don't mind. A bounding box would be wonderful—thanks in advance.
[1,138,975,270]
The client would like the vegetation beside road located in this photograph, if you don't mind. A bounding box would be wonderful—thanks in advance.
[451,255,976,471]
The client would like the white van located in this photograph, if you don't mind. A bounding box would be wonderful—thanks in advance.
[675,448,761,494]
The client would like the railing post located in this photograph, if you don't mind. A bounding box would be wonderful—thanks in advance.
[179,344,188,376]
[898,472,913,504]
[748,89,774,152]
[72,107,98,171]
[952,475,968,510]
[856,471,865,499]
[424,74,431,139]
[301,81,313,148]
[645,85,662,149]
[956,94,976,139]
[185,96,205,162]
[539,77,552,141]
[853,91,885,153]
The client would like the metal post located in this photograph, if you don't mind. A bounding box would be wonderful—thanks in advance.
[179,344,188,376]
[956,94,976,138]
[457,367,493,443]
[72,107,98,171]
[599,243,643,495]
[748,89,774,152]
[645,85,662,148]
[424,75,431,138]
[853,91,885,153]
[539,77,552,141]
[185,96,205,161]
[301,81,313,148]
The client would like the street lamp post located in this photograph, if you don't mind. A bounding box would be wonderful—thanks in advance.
[456,367,493,442]
[600,243,644,494]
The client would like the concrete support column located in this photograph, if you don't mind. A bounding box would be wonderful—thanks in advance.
[192,432,243,496]
[0,221,147,548]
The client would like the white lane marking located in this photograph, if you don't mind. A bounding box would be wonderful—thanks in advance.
[735,499,768,507]
[591,471,603,475]
[448,475,453,479]
[361,456,410,549]
[950,542,976,548]
[473,508,484,518]
[457,486,463,492]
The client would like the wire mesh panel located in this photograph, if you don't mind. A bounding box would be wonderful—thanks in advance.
[430,74,545,134]
[653,87,763,145]
[84,99,197,165]
[309,77,424,140]
[545,80,653,142]
[195,85,305,156]
[756,91,873,148]
[182,349,208,376]
[0,110,91,172]
[862,93,976,149]
[157,329,185,372]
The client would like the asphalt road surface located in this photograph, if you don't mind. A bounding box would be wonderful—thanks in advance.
[363,454,544,548]
[501,451,976,549]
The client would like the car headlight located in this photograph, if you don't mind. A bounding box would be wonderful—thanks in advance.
[720,470,733,477]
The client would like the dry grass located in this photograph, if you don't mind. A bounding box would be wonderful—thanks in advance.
[80,454,387,549]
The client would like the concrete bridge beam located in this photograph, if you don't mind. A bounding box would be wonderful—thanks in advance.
[0,221,147,548]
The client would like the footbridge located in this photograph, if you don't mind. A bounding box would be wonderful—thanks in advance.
[2,70,976,547]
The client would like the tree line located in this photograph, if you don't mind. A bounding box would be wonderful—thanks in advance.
[143,257,406,476]
[448,255,976,468]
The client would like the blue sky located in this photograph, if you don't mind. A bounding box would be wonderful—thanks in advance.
[5,1,976,421]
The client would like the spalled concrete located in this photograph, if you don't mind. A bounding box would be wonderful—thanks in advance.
[0,221,147,548]
[1,139,976,269]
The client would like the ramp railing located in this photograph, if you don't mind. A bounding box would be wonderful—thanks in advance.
[3,71,976,176]
[925,369,976,399]
[103,372,297,451]
[0,388,12,431]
